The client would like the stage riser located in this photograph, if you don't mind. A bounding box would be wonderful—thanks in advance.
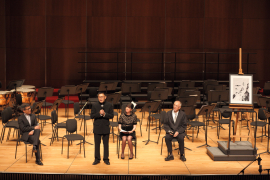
[218,141,257,155]
[207,147,256,161]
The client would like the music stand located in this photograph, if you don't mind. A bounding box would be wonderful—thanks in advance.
[155,87,172,96]
[37,87,54,115]
[121,82,141,99]
[258,97,270,110]
[177,96,197,107]
[76,83,89,105]
[50,98,63,114]
[147,82,167,91]
[150,90,168,101]
[181,106,195,117]
[107,93,121,106]
[107,93,121,115]
[32,101,43,115]
[59,85,77,119]
[179,80,195,88]
[208,90,229,107]
[6,79,24,91]
[178,88,198,97]
[141,101,161,145]
[77,101,93,145]
[184,90,201,102]
[197,104,216,148]
[150,89,168,111]
[99,82,117,94]
[149,89,168,131]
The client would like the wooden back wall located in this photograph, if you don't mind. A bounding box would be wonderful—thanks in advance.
[0,0,269,88]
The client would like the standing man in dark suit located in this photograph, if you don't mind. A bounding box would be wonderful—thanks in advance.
[91,92,114,165]
[163,100,187,161]
[18,103,43,165]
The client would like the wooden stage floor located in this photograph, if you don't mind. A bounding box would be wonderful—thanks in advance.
[1,108,270,176]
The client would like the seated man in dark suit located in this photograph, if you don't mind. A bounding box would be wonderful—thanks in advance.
[163,100,187,161]
[18,103,43,165]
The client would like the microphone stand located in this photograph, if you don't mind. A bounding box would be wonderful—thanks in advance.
[238,155,263,175]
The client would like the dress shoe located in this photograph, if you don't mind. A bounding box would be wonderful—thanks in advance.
[35,160,43,166]
[92,160,100,165]
[33,146,37,153]
[165,154,174,161]
[104,160,110,165]
[129,154,134,160]
[180,155,186,162]
[121,154,125,159]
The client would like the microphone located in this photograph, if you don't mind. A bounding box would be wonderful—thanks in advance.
[101,104,104,110]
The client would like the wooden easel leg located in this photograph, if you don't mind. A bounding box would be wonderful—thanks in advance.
[248,120,254,148]
[233,112,239,143]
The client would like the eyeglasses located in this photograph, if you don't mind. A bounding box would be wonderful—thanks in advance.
[25,108,31,111]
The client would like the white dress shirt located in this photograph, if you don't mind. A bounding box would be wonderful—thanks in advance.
[24,113,31,126]
[172,110,179,123]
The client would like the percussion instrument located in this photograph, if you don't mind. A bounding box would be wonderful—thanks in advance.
[0,91,12,106]
[17,89,36,104]
[20,85,36,89]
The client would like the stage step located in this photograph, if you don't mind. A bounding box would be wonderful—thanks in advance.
[218,141,257,155]
[207,147,257,161]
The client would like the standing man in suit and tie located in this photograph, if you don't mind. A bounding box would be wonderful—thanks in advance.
[163,100,187,161]
[18,103,43,165]
[91,92,114,165]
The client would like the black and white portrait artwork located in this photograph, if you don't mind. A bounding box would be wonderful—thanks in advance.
[230,74,253,105]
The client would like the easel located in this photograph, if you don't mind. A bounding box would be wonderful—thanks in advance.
[228,48,256,151]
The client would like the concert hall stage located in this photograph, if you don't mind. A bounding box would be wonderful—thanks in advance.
[0,108,270,180]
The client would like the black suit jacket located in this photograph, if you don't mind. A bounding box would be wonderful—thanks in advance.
[163,110,187,135]
[18,114,38,141]
[91,101,114,134]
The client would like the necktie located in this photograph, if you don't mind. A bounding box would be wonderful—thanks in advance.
[174,113,177,123]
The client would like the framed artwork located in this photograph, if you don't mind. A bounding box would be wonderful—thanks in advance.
[229,74,253,105]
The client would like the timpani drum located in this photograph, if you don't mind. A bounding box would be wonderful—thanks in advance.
[20,85,36,89]
[17,89,36,104]
[0,91,12,106]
